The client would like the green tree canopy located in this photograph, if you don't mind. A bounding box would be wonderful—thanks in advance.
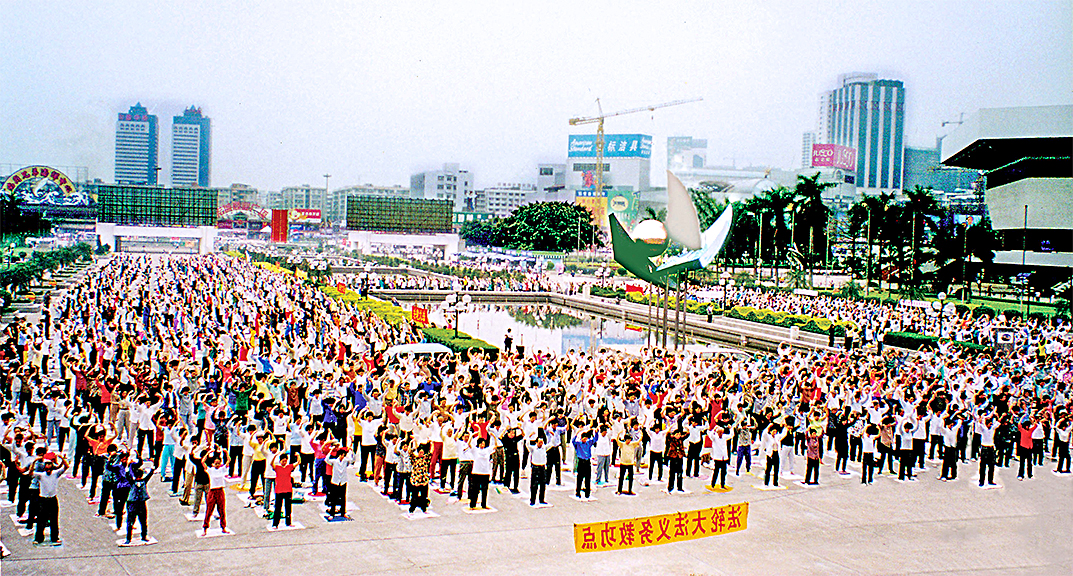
[460,202,601,252]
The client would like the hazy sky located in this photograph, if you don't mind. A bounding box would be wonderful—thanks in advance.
[1,0,1069,192]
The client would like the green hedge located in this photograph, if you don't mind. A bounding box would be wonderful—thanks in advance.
[590,286,625,299]
[319,286,410,324]
[882,332,991,354]
[421,327,498,359]
[726,306,855,337]
[883,331,938,350]
[972,305,997,319]
[623,291,723,316]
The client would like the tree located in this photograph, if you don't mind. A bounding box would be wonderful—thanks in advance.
[792,172,835,270]
[744,186,795,267]
[0,190,50,240]
[462,202,600,252]
[848,192,897,288]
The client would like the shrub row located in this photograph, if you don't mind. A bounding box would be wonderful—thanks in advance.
[725,306,856,338]
[420,327,499,359]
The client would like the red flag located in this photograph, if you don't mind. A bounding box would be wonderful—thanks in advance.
[336,281,346,294]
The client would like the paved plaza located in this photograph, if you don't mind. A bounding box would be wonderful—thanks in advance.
[3,455,1070,576]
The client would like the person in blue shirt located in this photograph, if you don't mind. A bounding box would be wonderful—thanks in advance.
[571,425,598,499]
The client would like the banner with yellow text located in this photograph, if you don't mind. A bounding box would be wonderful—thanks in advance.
[411,305,429,325]
[573,502,748,553]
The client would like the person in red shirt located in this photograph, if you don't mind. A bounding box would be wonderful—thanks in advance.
[270,453,296,529]
[1017,417,1037,480]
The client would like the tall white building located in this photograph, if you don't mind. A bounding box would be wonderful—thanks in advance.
[667,136,708,171]
[817,73,905,192]
[280,184,327,212]
[410,163,474,212]
[801,131,817,168]
[481,183,537,217]
[114,103,158,185]
[171,106,211,187]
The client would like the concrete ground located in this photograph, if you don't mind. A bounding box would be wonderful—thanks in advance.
[3,455,1070,576]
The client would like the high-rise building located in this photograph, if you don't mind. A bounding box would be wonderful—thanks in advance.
[801,131,817,168]
[536,164,567,202]
[114,103,158,185]
[667,136,707,171]
[280,184,327,212]
[171,106,211,187]
[410,163,474,212]
[818,73,905,192]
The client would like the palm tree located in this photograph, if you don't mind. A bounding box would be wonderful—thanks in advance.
[848,192,896,290]
[793,173,836,286]
[746,186,795,269]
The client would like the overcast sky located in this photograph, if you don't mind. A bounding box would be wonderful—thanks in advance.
[1,0,1069,192]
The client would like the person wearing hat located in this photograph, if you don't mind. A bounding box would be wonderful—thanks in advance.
[33,452,67,546]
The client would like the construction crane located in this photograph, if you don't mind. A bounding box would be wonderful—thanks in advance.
[569,97,702,198]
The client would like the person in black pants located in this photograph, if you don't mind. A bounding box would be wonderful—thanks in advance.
[500,427,522,494]
[528,436,548,506]
[665,425,688,493]
[124,463,155,544]
[33,453,68,546]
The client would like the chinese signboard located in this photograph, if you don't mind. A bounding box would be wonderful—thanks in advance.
[811,144,856,171]
[573,502,748,553]
[575,189,607,229]
[569,134,652,158]
[411,305,429,325]
[290,208,322,222]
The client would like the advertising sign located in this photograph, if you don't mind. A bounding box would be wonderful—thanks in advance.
[411,306,429,325]
[573,502,748,553]
[290,208,322,222]
[569,134,652,158]
[607,189,637,224]
[811,144,856,171]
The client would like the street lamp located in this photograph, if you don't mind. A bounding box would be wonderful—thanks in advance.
[934,292,947,338]
[720,271,731,310]
[444,292,471,338]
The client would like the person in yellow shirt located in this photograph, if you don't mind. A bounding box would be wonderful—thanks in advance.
[247,433,269,503]
[615,433,641,495]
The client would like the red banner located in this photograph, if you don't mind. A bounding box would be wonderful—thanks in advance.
[271,209,289,243]
[811,144,856,171]
[336,281,347,294]
[411,306,429,325]
[625,284,644,293]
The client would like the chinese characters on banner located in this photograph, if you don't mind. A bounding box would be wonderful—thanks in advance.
[573,502,748,553]
[411,305,429,325]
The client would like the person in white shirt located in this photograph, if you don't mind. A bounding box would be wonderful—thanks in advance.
[707,426,731,489]
[467,437,494,510]
[761,423,786,487]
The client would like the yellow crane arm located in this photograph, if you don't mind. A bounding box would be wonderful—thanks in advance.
[568,97,702,125]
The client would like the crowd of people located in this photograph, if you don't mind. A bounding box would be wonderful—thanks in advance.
[1,253,1070,554]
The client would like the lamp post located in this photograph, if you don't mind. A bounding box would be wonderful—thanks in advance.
[444,292,471,338]
[720,271,730,310]
[935,292,947,338]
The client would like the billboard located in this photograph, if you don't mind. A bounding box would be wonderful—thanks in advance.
[346,196,452,233]
[575,189,607,228]
[811,144,856,171]
[607,189,638,225]
[569,134,652,158]
[290,208,321,223]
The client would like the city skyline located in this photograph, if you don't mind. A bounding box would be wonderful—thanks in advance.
[1,1,1068,192]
